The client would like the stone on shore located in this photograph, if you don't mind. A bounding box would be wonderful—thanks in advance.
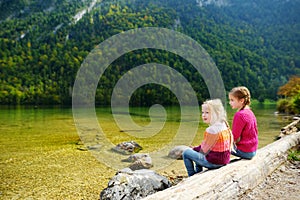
[100,168,171,200]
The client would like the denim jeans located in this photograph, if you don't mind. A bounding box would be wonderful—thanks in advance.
[231,147,256,160]
[182,148,224,177]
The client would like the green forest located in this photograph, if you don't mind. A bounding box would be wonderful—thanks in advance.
[0,0,299,106]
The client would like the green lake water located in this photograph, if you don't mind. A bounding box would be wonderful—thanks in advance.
[0,103,294,198]
[0,103,291,154]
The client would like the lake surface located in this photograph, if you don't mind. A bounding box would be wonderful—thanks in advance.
[0,103,289,151]
[0,103,293,199]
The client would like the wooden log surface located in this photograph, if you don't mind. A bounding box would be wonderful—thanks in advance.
[143,131,300,200]
[280,118,300,135]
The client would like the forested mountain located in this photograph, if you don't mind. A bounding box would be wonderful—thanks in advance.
[0,0,299,105]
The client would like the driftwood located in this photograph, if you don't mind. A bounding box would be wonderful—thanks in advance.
[143,131,300,200]
[278,117,300,138]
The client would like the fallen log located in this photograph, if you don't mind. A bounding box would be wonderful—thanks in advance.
[280,117,300,136]
[143,131,300,200]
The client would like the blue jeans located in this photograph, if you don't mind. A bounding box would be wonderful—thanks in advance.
[231,147,256,160]
[182,148,224,177]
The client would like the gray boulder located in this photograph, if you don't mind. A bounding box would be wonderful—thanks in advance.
[100,168,171,200]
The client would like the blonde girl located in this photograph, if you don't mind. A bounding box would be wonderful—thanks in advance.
[182,99,234,177]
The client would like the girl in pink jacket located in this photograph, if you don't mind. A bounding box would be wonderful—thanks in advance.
[228,86,258,159]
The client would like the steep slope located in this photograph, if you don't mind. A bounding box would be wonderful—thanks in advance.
[0,0,299,105]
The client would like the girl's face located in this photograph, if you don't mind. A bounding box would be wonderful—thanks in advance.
[201,104,211,124]
[228,94,244,110]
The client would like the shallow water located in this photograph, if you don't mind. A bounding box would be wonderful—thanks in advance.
[0,104,290,155]
[0,104,292,199]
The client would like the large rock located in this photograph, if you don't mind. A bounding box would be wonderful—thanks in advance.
[100,168,171,200]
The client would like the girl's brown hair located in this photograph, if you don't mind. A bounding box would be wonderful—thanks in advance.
[229,86,251,109]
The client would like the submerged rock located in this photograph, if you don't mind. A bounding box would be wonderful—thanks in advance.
[100,168,171,200]
[123,154,153,170]
[112,141,143,155]
[122,153,150,162]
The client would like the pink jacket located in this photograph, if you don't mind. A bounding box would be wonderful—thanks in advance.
[232,109,258,153]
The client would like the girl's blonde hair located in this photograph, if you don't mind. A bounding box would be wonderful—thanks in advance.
[202,99,227,125]
[229,86,251,109]
[203,99,235,152]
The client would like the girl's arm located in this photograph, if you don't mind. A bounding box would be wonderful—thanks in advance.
[192,145,201,152]
[232,113,245,142]
[200,132,219,155]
